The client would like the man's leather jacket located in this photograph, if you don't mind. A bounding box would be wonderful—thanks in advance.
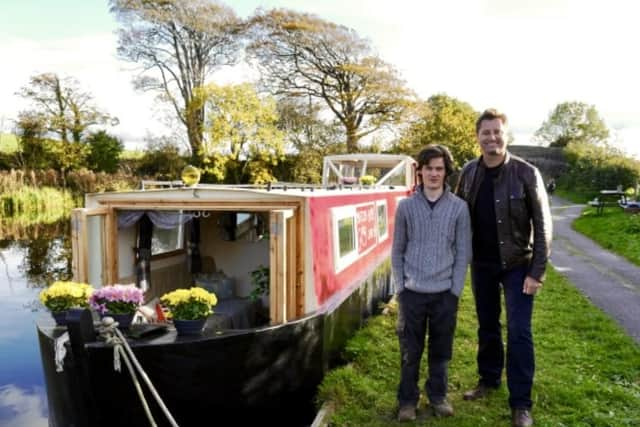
[455,152,552,282]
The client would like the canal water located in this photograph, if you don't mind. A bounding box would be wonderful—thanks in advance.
[0,220,71,426]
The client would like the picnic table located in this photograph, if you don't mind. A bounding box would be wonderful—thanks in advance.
[588,190,628,215]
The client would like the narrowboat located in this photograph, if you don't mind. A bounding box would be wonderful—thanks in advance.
[37,154,416,426]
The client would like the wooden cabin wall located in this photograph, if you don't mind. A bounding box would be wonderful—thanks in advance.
[118,254,190,301]
[303,204,318,312]
[200,213,270,298]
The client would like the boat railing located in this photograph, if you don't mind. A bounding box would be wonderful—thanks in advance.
[140,180,185,190]
[139,180,403,192]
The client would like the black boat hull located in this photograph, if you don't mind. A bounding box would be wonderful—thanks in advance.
[38,262,392,426]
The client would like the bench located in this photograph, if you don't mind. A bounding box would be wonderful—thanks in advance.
[588,199,606,215]
[589,190,630,215]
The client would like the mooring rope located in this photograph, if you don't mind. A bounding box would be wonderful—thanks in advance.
[98,317,180,427]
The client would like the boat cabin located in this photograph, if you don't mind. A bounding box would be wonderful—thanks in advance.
[70,154,416,328]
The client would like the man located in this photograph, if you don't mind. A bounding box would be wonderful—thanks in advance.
[456,109,552,427]
[392,144,471,422]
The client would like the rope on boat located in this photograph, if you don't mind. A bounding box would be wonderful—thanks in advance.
[99,318,180,427]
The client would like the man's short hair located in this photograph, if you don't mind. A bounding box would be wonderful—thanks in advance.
[475,108,508,134]
[416,144,454,177]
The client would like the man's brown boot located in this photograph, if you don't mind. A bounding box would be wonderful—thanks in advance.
[397,405,416,422]
[462,384,495,401]
[511,408,533,427]
[430,399,454,417]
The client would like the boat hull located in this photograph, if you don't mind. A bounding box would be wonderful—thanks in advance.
[38,262,392,426]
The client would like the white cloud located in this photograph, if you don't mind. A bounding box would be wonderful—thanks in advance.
[0,34,163,149]
[2,0,640,155]
[0,385,48,427]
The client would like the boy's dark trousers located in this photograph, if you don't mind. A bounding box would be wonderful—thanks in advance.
[397,289,458,407]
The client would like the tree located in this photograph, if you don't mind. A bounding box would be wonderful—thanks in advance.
[248,9,413,153]
[14,111,50,169]
[17,73,116,143]
[534,101,609,147]
[86,131,124,173]
[137,136,188,180]
[191,83,285,184]
[275,97,345,183]
[110,0,243,161]
[394,94,479,168]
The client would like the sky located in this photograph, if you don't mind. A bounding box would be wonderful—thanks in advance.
[1,0,640,157]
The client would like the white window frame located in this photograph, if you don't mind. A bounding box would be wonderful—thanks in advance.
[332,205,358,273]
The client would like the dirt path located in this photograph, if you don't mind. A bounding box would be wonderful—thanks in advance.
[549,196,640,344]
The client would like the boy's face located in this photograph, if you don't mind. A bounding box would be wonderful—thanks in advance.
[419,157,446,191]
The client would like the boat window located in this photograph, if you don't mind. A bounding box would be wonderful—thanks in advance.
[377,201,388,241]
[151,225,184,256]
[219,212,264,241]
[338,217,356,256]
[332,205,358,272]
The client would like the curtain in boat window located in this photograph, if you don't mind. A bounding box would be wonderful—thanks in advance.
[135,214,152,293]
[117,211,194,229]
[187,217,202,274]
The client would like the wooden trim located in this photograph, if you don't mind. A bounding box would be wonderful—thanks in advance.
[85,207,109,216]
[70,209,85,282]
[269,210,293,324]
[286,215,296,321]
[295,203,305,317]
[98,200,301,210]
[106,208,118,285]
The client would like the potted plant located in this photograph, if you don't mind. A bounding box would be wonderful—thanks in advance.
[160,287,218,335]
[39,281,93,326]
[249,265,269,303]
[89,284,145,329]
[359,175,376,186]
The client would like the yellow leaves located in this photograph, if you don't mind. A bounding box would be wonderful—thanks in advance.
[192,82,285,183]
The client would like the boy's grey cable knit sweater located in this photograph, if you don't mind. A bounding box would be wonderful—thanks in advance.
[391,186,471,297]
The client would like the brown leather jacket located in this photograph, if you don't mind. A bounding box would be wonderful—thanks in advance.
[455,152,552,281]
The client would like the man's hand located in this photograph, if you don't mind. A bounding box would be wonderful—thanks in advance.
[523,276,542,295]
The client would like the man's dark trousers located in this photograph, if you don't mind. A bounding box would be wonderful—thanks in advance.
[397,289,458,407]
[471,262,534,409]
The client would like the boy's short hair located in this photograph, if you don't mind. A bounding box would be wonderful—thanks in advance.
[475,108,508,134]
[416,144,454,177]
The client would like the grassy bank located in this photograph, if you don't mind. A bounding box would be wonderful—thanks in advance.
[573,206,640,267]
[1,186,76,223]
[0,133,19,153]
[317,267,640,426]
[555,188,593,204]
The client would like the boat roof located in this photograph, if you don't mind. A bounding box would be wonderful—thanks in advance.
[84,153,415,208]
[323,153,414,166]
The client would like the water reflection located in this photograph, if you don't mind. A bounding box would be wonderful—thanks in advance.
[0,385,48,427]
[0,218,72,425]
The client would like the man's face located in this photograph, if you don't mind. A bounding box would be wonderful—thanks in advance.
[419,157,446,191]
[477,118,507,158]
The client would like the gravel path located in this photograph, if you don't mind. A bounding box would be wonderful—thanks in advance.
[549,196,640,344]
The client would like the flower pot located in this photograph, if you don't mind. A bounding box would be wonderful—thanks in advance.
[173,318,206,335]
[51,311,68,326]
[101,312,135,330]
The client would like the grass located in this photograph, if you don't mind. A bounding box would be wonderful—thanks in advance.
[555,188,594,204]
[317,267,640,426]
[573,206,640,267]
[0,133,19,153]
